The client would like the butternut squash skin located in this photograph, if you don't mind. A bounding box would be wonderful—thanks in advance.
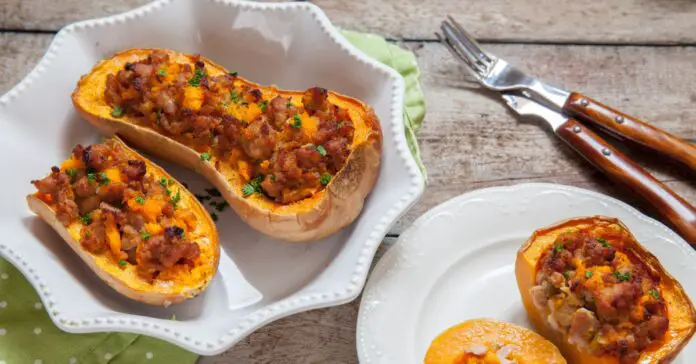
[424,318,567,363]
[27,137,220,306]
[515,216,696,363]
[71,48,382,242]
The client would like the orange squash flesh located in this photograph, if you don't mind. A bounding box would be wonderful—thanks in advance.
[425,318,567,363]
[515,216,696,363]
[71,48,383,242]
[26,137,220,306]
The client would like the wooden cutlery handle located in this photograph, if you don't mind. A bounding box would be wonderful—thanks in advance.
[564,92,696,172]
[557,118,696,245]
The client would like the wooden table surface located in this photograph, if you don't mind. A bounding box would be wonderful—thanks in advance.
[3,0,696,362]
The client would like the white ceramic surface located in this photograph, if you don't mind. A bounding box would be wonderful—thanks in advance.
[357,183,696,363]
[0,0,424,355]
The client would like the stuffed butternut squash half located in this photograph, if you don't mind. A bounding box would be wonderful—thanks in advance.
[72,49,382,242]
[424,318,567,363]
[516,216,696,363]
[27,137,219,306]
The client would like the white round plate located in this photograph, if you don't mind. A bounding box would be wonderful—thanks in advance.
[0,0,424,356]
[357,183,696,363]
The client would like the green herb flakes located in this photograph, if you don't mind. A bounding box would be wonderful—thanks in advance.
[111,106,124,117]
[157,68,167,77]
[80,213,92,225]
[135,196,145,205]
[316,145,327,156]
[613,271,631,282]
[585,271,593,279]
[258,100,268,113]
[118,260,128,268]
[598,237,610,247]
[140,231,151,241]
[320,173,332,186]
[649,289,660,299]
[200,152,212,161]
[189,68,206,87]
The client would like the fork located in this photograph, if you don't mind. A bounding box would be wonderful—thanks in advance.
[437,17,696,244]
[437,17,696,172]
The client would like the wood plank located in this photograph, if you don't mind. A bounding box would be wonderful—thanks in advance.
[0,0,289,32]
[312,0,696,44]
[1,34,695,234]
[3,0,696,44]
[397,41,696,232]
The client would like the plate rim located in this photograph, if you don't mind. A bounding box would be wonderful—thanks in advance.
[0,0,426,355]
[356,182,690,363]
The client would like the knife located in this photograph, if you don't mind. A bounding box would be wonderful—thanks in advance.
[502,93,696,244]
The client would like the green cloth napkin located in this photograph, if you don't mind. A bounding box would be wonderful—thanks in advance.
[0,30,426,364]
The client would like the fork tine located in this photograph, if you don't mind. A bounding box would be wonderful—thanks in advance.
[440,22,486,74]
[444,16,491,65]
[436,32,472,67]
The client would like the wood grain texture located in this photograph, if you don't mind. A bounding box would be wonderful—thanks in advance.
[565,92,696,172]
[557,118,696,244]
[312,0,696,43]
[0,0,289,31]
[2,33,696,362]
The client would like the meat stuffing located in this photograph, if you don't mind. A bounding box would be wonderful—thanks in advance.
[31,139,202,279]
[104,52,356,203]
[531,227,669,363]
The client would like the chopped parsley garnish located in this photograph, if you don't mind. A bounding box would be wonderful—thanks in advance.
[86,172,96,183]
[189,68,206,87]
[316,145,327,156]
[552,243,564,255]
[215,201,229,212]
[292,114,302,129]
[134,196,145,205]
[241,184,255,197]
[65,168,78,178]
[80,213,92,225]
[585,271,593,279]
[562,271,570,279]
[156,108,162,123]
[598,237,610,247]
[157,68,167,77]
[320,173,332,186]
[229,71,238,77]
[200,152,212,161]
[337,121,345,129]
[242,175,264,197]
[286,98,293,108]
[171,190,181,206]
[230,90,239,103]
[270,174,276,182]
[649,289,660,299]
[258,100,268,113]
[111,106,124,117]
[98,172,110,186]
[205,188,222,197]
[195,194,211,202]
[613,271,631,282]
[118,260,128,268]
[140,231,150,241]
[211,212,218,221]
[241,101,249,106]
[168,179,175,186]
[159,177,168,187]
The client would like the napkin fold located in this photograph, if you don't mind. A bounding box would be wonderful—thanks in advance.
[0,30,426,363]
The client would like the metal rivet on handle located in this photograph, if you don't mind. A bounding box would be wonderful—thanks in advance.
[602,148,612,156]
[572,126,581,133]
[580,99,589,107]
[615,115,624,124]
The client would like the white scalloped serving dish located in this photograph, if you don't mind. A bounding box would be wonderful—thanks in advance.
[0,0,424,355]
[357,183,696,363]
